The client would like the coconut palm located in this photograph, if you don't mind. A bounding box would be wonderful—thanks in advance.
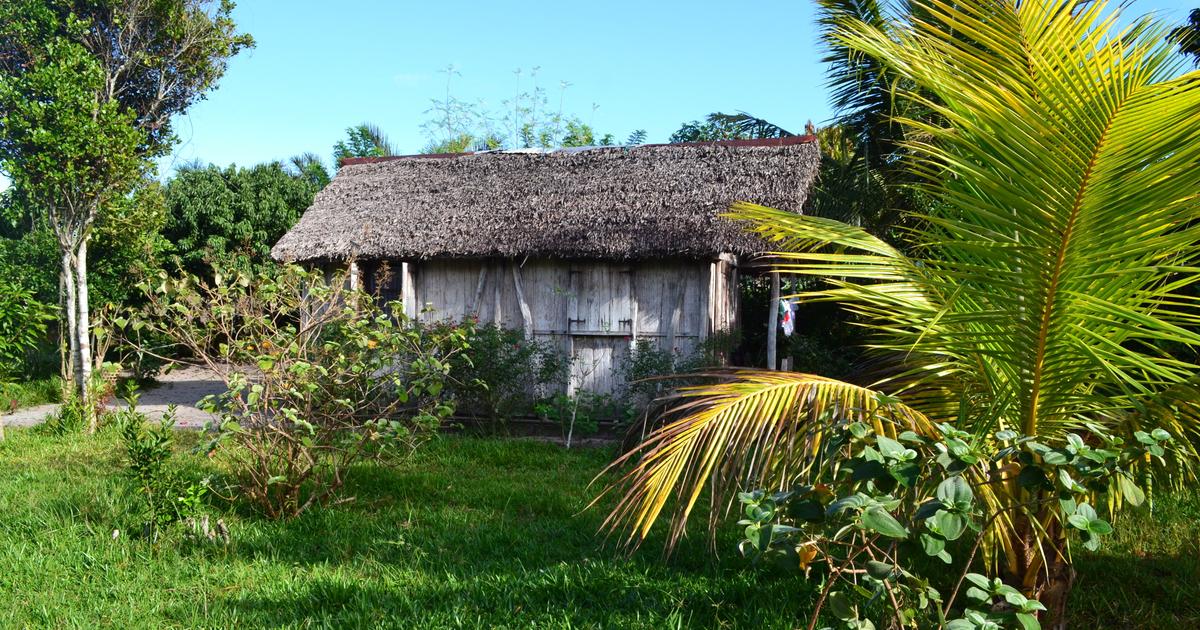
[599,0,1200,622]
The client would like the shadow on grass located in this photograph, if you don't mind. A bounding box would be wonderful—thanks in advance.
[1070,549,1200,628]
[209,561,815,628]
[203,440,819,628]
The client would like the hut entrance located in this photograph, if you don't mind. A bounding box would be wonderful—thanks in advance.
[566,264,633,396]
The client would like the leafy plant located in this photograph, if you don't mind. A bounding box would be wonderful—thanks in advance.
[161,161,318,279]
[0,277,55,378]
[535,390,629,448]
[116,402,207,541]
[449,323,569,431]
[39,391,88,436]
[117,264,472,518]
[618,340,678,410]
[597,1,1200,625]
[734,412,1168,629]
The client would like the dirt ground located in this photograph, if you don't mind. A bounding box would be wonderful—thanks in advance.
[2,364,224,430]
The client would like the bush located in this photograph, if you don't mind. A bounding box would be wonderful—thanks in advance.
[161,162,317,278]
[119,264,472,518]
[735,416,1171,629]
[534,390,631,448]
[0,277,55,379]
[115,402,207,541]
[39,393,88,436]
[449,323,569,430]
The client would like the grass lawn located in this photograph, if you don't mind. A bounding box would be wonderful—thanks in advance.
[0,429,1197,629]
[1,376,61,409]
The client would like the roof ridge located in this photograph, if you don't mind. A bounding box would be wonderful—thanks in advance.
[338,135,819,167]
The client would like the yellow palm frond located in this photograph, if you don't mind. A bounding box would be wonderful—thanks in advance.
[594,371,934,550]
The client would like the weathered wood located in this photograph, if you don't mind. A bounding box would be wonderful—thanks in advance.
[511,261,534,339]
[347,261,360,292]
[401,262,416,318]
[629,268,639,352]
[768,272,780,370]
[701,261,714,342]
[491,261,502,324]
[405,257,720,394]
[665,277,684,355]
[470,265,488,315]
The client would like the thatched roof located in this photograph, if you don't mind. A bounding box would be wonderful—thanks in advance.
[271,137,821,263]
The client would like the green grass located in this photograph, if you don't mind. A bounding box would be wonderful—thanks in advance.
[0,430,818,629]
[0,429,1196,629]
[0,376,61,409]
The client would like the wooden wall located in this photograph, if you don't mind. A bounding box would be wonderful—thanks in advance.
[373,257,737,396]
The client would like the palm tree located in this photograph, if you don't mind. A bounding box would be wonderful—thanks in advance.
[599,0,1200,623]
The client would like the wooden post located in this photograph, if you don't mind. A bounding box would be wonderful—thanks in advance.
[767,272,780,370]
[347,261,360,292]
[511,262,534,340]
[401,262,417,319]
[492,261,502,324]
[471,265,488,316]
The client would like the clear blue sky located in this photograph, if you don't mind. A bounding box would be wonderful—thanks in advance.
[165,0,836,173]
[2,0,1197,188]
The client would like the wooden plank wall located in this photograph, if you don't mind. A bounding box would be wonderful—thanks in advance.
[400,257,736,396]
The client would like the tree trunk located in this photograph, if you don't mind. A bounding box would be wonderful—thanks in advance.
[61,249,79,400]
[74,239,95,433]
[1036,552,1076,630]
[58,255,73,398]
[1006,510,1075,629]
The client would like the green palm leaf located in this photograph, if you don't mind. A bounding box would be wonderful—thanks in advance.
[600,0,1200,560]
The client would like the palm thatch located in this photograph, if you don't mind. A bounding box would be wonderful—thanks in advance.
[271,138,820,263]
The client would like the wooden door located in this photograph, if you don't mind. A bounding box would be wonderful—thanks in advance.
[566,263,633,395]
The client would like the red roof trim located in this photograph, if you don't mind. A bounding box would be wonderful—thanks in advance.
[337,134,819,166]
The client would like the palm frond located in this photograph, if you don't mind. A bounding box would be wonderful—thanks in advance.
[705,112,795,139]
[594,370,934,550]
[602,0,1200,554]
[833,0,1200,437]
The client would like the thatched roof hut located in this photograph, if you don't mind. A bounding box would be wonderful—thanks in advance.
[272,137,822,398]
[271,137,821,263]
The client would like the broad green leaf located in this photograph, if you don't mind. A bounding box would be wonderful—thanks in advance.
[861,507,909,539]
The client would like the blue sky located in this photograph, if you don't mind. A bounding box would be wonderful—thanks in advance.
[164,0,833,174]
[2,0,1197,188]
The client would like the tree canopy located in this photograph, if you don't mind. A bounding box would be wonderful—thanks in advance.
[162,162,318,277]
[0,0,251,421]
[1171,8,1200,65]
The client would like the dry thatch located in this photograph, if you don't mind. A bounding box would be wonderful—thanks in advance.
[271,137,820,263]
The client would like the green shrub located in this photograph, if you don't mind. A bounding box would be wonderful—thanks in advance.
[0,277,55,379]
[619,332,741,412]
[449,323,569,430]
[736,419,1170,629]
[119,264,472,518]
[39,393,88,436]
[115,403,207,541]
[534,390,631,447]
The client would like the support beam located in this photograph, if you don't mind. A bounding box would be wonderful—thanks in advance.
[767,272,780,370]
[401,262,417,319]
[492,261,502,324]
[347,261,360,292]
[470,264,488,316]
[511,261,534,339]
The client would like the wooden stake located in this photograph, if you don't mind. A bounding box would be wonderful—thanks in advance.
[767,272,780,370]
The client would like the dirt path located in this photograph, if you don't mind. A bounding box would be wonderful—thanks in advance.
[2,365,225,430]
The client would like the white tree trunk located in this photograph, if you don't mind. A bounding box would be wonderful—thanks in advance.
[61,249,79,396]
[74,239,95,432]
